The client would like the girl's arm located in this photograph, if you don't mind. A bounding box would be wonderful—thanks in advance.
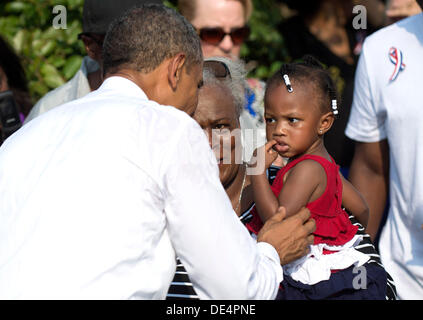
[250,171,279,222]
[250,141,279,222]
[277,160,324,218]
[340,174,369,228]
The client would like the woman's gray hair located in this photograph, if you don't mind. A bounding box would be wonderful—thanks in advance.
[203,57,247,118]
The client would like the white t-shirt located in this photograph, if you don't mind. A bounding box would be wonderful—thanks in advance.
[0,76,282,299]
[345,13,423,299]
[24,56,99,123]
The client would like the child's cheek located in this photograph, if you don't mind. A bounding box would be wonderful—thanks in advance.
[265,125,273,142]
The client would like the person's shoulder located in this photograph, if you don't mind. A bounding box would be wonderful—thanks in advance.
[38,80,75,104]
[25,83,71,122]
[26,76,83,122]
[151,101,193,123]
[364,13,422,47]
[394,12,423,30]
[149,101,204,136]
[292,158,325,172]
[287,157,326,181]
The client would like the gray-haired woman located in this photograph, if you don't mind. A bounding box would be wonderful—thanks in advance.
[166,57,261,299]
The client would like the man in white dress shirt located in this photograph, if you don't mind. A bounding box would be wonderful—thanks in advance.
[0,4,315,299]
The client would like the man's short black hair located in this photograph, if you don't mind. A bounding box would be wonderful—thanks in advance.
[102,4,202,75]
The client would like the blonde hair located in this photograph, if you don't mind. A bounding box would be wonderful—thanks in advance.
[178,0,253,22]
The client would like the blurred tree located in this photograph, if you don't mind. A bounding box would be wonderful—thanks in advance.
[0,0,84,102]
[0,0,288,103]
[241,0,288,79]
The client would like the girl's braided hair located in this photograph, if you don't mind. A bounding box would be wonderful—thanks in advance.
[266,55,339,116]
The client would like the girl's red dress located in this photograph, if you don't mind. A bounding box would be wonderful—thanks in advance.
[246,154,358,247]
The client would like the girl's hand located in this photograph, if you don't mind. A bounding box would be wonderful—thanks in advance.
[264,140,278,169]
[248,141,278,174]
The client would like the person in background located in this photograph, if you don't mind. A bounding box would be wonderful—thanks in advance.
[0,4,315,300]
[0,35,32,118]
[276,0,381,176]
[0,35,32,144]
[346,1,423,299]
[178,0,267,163]
[384,0,422,25]
[24,0,162,123]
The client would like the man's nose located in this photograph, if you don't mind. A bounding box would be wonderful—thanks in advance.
[219,34,235,52]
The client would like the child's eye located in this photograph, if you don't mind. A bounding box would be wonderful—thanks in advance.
[288,118,299,124]
[265,117,275,124]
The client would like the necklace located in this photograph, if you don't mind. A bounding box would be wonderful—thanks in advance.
[234,165,247,214]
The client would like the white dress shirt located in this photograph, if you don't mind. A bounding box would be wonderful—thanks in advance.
[0,76,282,299]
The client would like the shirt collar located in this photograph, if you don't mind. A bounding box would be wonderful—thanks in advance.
[99,76,148,101]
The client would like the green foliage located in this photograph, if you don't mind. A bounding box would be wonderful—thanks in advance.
[0,0,288,103]
[242,0,288,79]
[0,0,85,102]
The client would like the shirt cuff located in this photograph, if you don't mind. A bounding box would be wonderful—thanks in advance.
[256,241,284,284]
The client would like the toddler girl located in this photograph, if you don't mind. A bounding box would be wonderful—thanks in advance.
[248,56,389,299]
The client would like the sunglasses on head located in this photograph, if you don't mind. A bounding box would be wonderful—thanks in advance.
[203,60,231,79]
[198,26,250,46]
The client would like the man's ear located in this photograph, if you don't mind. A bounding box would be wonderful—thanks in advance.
[81,35,102,62]
[167,53,187,91]
[318,111,335,136]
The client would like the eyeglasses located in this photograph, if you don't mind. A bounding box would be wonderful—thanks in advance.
[203,60,231,79]
[198,26,250,46]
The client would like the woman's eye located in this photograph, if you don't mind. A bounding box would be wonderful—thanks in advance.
[214,124,229,130]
